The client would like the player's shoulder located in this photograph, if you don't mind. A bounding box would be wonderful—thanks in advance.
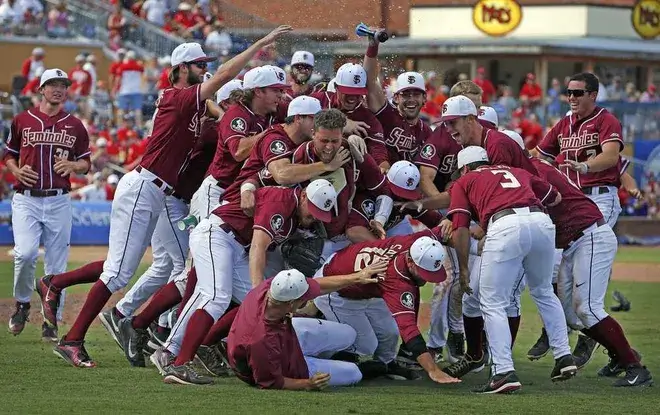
[257,185,299,209]
[595,107,621,125]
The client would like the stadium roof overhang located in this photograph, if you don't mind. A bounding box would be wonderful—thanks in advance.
[319,36,660,62]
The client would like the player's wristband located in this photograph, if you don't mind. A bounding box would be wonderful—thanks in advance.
[240,183,256,193]
[405,334,428,360]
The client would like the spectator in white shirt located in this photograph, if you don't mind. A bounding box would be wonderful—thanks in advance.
[140,0,167,27]
[115,50,145,125]
[640,85,659,103]
[78,173,110,202]
[205,20,233,57]
[83,54,98,95]
[0,0,22,32]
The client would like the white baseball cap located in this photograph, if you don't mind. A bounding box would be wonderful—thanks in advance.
[387,161,422,200]
[334,63,368,95]
[394,72,425,94]
[95,137,108,147]
[501,129,525,150]
[457,146,489,170]
[326,78,336,93]
[409,236,447,283]
[243,65,288,89]
[291,51,314,67]
[75,54,85,63]
[216,79,243,103]
[287,96,322,117]
[478,106,499,128]
[305,179,338,223]
[171,42,216,67]
[441,95,478,122]
[203,72,213,82]
[39,68,72,88]
[269,269,321,302]
[32,47,45,56]
[107,174,119,184]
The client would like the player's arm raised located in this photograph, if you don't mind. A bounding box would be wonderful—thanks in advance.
[362,35,388,113]
[199,25,292,101]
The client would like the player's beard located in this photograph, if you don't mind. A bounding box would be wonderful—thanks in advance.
[292,69,311,85]
[188,70,203,85]
[397,99,422,121]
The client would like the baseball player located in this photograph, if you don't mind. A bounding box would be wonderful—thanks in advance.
[507,133,653,387]
[145,179,337,384]
[313,229,461,384]
[362,36,432,173]
[193,65,286,218]
[533,72,626,368]
[6,69,90,342]
[227,266,388,390]
[446,146,575,394]
[43,27,292,368]
[286,51,317,98]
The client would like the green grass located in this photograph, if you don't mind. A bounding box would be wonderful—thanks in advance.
[1,251,659,414]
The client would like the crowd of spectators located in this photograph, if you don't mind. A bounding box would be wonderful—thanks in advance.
[0,0,73,38]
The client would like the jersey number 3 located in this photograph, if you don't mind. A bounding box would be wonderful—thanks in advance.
[491,169,521,189]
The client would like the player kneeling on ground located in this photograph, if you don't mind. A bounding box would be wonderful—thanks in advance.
[227,264,387,390]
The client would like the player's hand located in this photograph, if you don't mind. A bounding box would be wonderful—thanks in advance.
[53,156,76,177]
[15,164,39,187]
[439,219,453,243]
[343,119,369,137]
[324,148,351,171]
[459,270,472,296]
[307,372,331,391]
[470,224,485,240]
[258,25,293,47]
[240,189,256,217]
[379,162,390,174]
[357,260,388,284]
[369,220,386,239]
[205,99,223,119]
[396,200,423,213]
[627,187,642,199]
[560,160,589,174]
[477,237,486,256]
[429,369,461,384]
[347,135,366,163]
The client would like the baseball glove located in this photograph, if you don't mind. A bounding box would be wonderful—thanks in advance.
[281,236,325,277]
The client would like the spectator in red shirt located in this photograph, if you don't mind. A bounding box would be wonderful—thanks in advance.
[108,48,126,97]
[21,66,44,106]
[21,47,45,81]
[156,56,172,92]
[473,67,496,104]
[519,73,543,109]
[69,54,93,97]
[518,113,544,150]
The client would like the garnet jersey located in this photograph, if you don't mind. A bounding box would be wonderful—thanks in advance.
[348,190,442,231]
[536,107,623,188]
[213,186,301,247]
[373,102,432,165]
[448,165,558,232]
[414,123,462,192]
[292,140,386,238]
[174,118,218,202]
[530,158,603,249]
[208,103,274,188]
[5,108,90,191]
[321,227,446,342]
[481,128,538,175]
[140,84,206,188]
[221,124,298,203]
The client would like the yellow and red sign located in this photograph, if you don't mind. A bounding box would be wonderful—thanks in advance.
[472,0,523,37]
[632,0,660,39]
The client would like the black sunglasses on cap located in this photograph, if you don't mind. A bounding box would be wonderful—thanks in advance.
[566,89,592,97]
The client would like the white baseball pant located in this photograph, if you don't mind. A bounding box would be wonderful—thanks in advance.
[11,192,71,321]
[320,235,351,265]
[292,317,363,386]
[585,186,621,228]
[115,195,190,318]
[479,209,571,376]
[100,169,167,293]
[189,175,225,222]
[557,223,618,330]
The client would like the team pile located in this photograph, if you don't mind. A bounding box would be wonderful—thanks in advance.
[6,26,654,394]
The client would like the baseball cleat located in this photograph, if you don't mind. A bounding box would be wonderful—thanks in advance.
[98,308,122,349]
[446,331,465,364]
[194,345,232,377]
[53,339,96,368]
[598,349,642,378]
[117,317,148,367]
[41,322,58,342]
[146,325,171,352]
[527,328,550,360]
[572,333,599,369]
[613,365,653,387]
[163,362,215,385]
[385,360,422,381]
[36,275,60,328]
[8,301,30,336]
[473,371,521,394]
[551,354,578,382]
[444,351,488,379]
[150,347,175,375]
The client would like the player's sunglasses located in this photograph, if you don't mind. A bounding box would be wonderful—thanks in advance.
[187,61,208,70]
[566,89,592,97]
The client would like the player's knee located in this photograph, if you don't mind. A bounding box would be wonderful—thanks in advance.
[576,302,607,328]
[342,362,363,385]
[354,328,378,356]
[462,297,481,318]
[14,245,40,265]
[201,299,229,321]
[330,322,357,350]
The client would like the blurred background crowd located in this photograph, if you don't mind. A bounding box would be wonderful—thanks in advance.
[0,0,659,218]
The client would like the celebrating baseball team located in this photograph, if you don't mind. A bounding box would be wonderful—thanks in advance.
[6,24,654,394]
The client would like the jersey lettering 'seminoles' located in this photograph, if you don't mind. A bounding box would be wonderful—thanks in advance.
[21,129,77,147]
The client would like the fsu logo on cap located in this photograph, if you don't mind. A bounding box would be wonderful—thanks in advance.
[303,53,309,60]
[478,108,486,116]
[407,75,416,84]
[277,71,285,82]
[442,103,448,114]
[434,259,443,269]
[56,70,64,77]
[353,74,361,84]
[324,199,333,209]
[406,177,415,188]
